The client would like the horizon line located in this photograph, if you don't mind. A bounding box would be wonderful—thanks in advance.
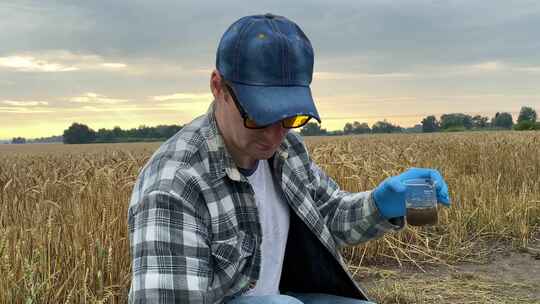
[0,109,526,141]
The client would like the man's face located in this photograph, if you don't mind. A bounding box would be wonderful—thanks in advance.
[221,85,290,163]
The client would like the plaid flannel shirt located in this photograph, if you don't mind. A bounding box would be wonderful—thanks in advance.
[128,102,401,303]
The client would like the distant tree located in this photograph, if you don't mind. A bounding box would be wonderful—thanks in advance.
[491,112,514,129]
[514,106,538,130]
[352,121,371,134]
[343,122,354,135]
[11,137,26,144]
[514,120,537,131]
[155,125,182,138]
[440,113,473,130]
[29,135,63,143]
[111,126,124,138]
[471,115,489,128]
[421,115,439,132]
[300,122,327,136]
[96,128,114,142]
[517,106,537,123]
[328,130,344,136]
[404,124,423,133]
[92,124,182,142]
[344,121,371,134]
[371,120,402,133]
[63,123,96,144]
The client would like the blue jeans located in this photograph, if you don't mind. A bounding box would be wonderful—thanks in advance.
[226,293,375,304]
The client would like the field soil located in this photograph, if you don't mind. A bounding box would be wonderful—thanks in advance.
[357,236,540,304]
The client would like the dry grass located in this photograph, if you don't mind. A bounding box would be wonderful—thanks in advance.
[313,132,540,266]
[355,265,540,303]
[0,131,539,303]
[0,143,157,303]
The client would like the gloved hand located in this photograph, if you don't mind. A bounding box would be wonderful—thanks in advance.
[372,167,450,220]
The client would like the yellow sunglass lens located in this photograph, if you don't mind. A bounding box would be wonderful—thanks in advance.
[283,115,311,128]
[244,115,312,129]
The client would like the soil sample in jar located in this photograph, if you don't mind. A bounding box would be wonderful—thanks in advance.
[404,178,439,226]
[406,207,438,226]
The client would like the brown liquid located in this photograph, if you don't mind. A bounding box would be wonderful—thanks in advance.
[406,207,438,226]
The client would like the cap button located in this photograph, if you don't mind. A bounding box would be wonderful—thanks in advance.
[264,13,275,19]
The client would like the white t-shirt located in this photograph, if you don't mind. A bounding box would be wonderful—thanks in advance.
[240,159,290,296]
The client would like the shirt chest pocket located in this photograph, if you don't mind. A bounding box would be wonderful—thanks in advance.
[210,231,257,280]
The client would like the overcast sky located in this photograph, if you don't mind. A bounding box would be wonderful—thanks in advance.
[1,0,540,139]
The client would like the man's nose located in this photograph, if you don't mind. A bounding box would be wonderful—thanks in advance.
[264,122,289,140]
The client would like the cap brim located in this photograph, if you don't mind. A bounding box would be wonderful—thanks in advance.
[229,82,321,127]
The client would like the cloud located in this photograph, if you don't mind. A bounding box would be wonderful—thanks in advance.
[314,71,414,80]
[429,61,540,76]
[0,50,128,72]
[0,56,78,72]
[152,92,213,101]
[2,100,49,106]
[0,50,208,77]
[79,105,140,112]
[0,106,53,113]
[192,68,214,74]
[514,66,540,73]
[69,92,129,104]
[470,61,504,71]
[101,63,127,69]
[0,98,51,113]
[1,1,539,138]
[3,1,540,72]
[0,80,15,86]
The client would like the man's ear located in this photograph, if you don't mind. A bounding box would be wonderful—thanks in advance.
[210,70,224,99]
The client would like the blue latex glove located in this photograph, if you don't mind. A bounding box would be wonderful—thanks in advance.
[372,167,451,220]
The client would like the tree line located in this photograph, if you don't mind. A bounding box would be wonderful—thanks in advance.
[8,136,63,144]
[299,106,538,136]
[61,123,183,144]
[419,106,537,132]
[7,106,538,144]
[299,120,408,136]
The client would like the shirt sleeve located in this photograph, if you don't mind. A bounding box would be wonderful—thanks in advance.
[308,160,404,248]
[128,190,221,303]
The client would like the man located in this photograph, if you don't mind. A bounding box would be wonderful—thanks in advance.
[128,13,450,304]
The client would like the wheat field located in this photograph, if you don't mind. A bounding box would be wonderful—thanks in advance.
[1,131,539,303]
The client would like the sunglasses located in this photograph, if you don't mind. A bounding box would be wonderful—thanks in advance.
[224,82,312,129]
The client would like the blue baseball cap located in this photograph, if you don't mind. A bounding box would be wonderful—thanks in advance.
[216,13,321,127]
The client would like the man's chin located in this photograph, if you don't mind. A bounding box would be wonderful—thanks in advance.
[253,149,277,160]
